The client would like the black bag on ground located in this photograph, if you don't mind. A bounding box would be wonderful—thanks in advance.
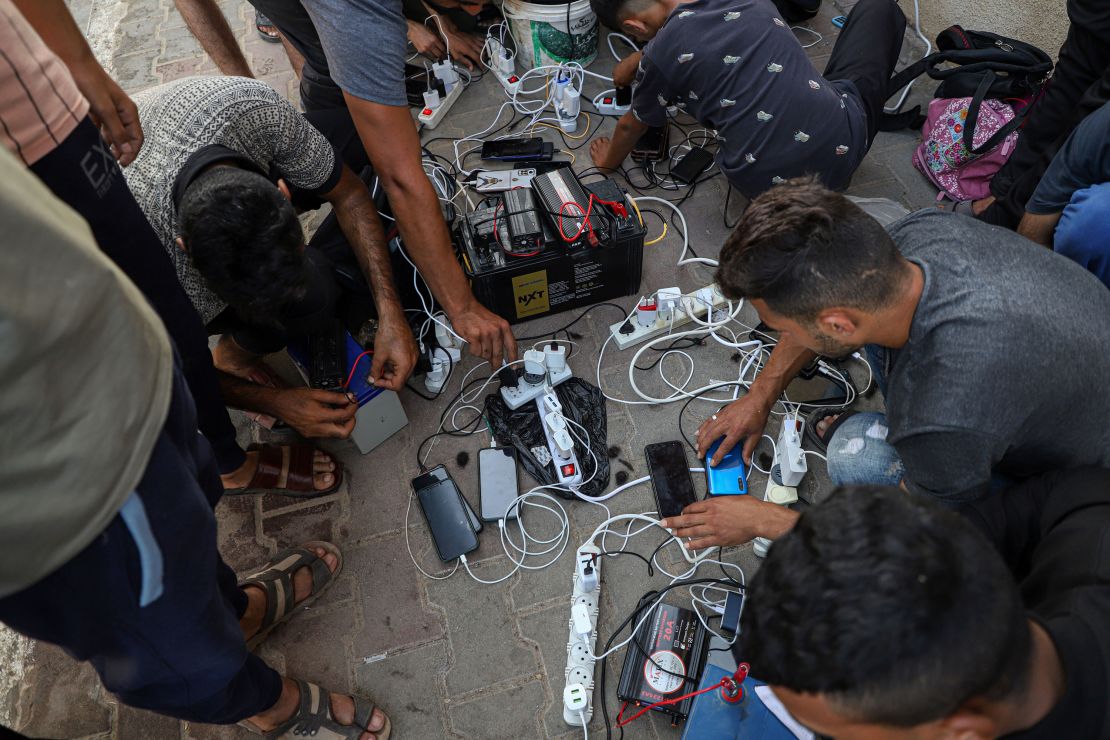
[880,25,1053,132]
[484,378,610,499]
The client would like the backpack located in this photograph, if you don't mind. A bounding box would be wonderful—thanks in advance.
[880,25,1053,132]
[913,96,1021,201]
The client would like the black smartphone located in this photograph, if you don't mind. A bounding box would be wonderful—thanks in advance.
[413,466,480,561]
[479,447,520,521]
[481,137,545,161]
[671,146,715,184]
[631,125,670,162]
[645,441,698,519]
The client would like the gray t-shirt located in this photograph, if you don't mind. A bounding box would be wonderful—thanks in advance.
[0,146,172,597]
[885,210,1110,503]
[631,0,867,197]
[124,76,342,324]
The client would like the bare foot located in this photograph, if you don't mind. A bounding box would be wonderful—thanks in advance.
[971,195,995,216]
[221,448,338,492]
[239,546,339,642]
[815,414,841,443]
[246,677,387,740]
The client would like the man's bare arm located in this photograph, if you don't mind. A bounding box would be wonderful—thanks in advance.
[590,112,648,171]
[1017,210,1062,247]
[342,93,518,365]
[324,165,418,389]
[173,0,253,77]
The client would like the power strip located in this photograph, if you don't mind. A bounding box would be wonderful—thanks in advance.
[417,78,463,130]
[608,283,729,350]
[539,391,582,486]
[755,414,806,558]
[563,544,601,726]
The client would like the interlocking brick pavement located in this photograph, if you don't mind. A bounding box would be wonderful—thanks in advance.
[4,1,936,737]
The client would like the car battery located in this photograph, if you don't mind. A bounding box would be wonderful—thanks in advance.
[455,173,645,324]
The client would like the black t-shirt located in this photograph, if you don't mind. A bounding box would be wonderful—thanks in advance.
[960,467,1110,738]
[1067,0,1110,41]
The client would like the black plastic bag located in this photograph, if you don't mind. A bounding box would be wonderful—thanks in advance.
[484,378,609,499]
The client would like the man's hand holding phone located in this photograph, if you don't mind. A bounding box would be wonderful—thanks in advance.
[661,496,798,550]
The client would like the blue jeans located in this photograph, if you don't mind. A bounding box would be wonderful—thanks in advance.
[1054,182,1110,289]
[826,345,904,486]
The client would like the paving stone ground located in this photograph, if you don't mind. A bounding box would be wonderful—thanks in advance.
[8,1,938,737]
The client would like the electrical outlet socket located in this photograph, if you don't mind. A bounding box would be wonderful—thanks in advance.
[567,642,592,666]
[417,79,462,129]
[609,283,729,350]
[566,666,593,687]
[565,543,600,726]
[499,364,572,409]
[573,593,597,612]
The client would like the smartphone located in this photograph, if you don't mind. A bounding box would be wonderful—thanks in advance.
[413,466,480,561]
[479,447,520,521]
[645,441,699,519]
[417,466,483,532]
[481,137,545,161]
[704,439,748,495]
[671,147,715,184]
[631,125,670,162]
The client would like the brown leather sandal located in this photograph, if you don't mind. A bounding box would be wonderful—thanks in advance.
[225,443,343,497]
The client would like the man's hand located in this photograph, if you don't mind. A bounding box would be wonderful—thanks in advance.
[408,19,446,59]
[449,299,518,365]
[660,496,798,549]
[441,24,485,70]
[69,64,144,165]
[271,388,358,439]
[370,312,419,390]
[696,393,773,465]
[591,137,615,170]
[612,50,642,88]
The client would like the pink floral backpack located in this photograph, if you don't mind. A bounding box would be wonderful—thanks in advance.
[913,96,1021,202]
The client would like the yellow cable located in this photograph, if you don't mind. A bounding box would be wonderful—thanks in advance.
[528,112,592,140]
[645,222,668,245]
[630,197,645,226]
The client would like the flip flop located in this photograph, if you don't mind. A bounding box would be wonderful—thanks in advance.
[239,542,343,651]
[224,443,344,497]
[804,409,859,453]
[255,11,282,43]
[239,679,391,739]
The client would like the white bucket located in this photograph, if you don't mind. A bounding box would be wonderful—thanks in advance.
[503,0,599,69]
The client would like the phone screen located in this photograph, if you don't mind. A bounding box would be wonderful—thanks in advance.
[414,470,479,561]
[631,126,669,161]
[481,137,543,160]
[645,442,698,519]
[479,447,519,521]
[704,439,748,495]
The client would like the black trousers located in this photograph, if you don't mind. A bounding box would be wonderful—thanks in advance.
[29,118,246,475]
[822,0,907,147]
[247,0,347,112]
[982,24,1110,228]
[0,358,282,724]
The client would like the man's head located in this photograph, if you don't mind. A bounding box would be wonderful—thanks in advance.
[740,486,1032,739]
[716,179,909,359]
[178,167,308,324]
[591,0,672,42]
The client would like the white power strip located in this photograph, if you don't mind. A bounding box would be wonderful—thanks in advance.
[417,78,463,130]
[563,544,601,726]
[608,283,729,350]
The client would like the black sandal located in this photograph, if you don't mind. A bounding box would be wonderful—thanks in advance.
[255,11,282,43]
[804,409,858,453]
[239,679,391,739]
[239,541,343,650]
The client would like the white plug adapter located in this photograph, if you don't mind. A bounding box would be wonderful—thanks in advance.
[432,60,459,91]
[564,683,589,711]
[571,603,592,639]
[423,89,441,110]
[656,286,681,321]
[424,354,449,393]
[544,344,567,373]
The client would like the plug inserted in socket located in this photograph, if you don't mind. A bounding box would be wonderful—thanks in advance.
[565,543,601,725]
[610,283,729,350]
[417,78,462,129]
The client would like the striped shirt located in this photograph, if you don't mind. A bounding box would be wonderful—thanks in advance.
[0,0,89,165]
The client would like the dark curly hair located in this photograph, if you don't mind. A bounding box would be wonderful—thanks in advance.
[179,167,308,325]
[738,486,1031,726]
[716,177,906,322]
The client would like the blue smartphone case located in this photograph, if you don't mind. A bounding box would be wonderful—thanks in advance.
[704,439,748,495]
